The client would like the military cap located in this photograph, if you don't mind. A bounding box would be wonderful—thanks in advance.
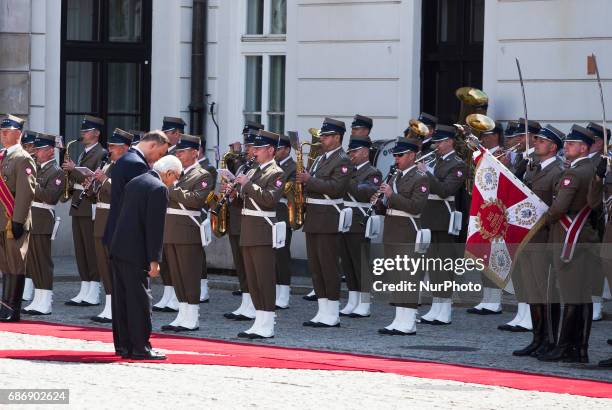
[418,112,438,127]
[535,125,565,149]
[565,125,595,146]
[278,134,291,148]
[128,130,145,145]
[81,115,104,131]
[392,137,420,155]
[1,114,25,130]
[175,134,201,151]
[22,130,39,144]
[516,118,542,135]
[253,130,280,148]
[504,120,519,137]
[351,114,373,130]
[347,134,372,152]
[242,121,264,135]
[586,122,611,140]
[109,128,134,145]
[431,124,458,142]
[320,117,346,136]
[33,133,58,149]
[162,116,186,132]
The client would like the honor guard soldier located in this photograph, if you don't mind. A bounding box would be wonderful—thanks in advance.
[198,136,216,302]
[376,137,429,335]
[0,115,36,322]
[585,122,609,321]
[297,118,351,328]
[161,134,213,332]
[406,113,437,156]
[234,130,284,338]
[224,122,262,320]
[419,125,466,325]
[22,133,65,316]
[511,118,541,180]
[539,125,599,363]
[90,129,133,323]
[162,116,187,153]
[20,130,39,301]
[274,133,296,309]
[512,125,565,357]
[339,115,382,318]
[62,116,108,307]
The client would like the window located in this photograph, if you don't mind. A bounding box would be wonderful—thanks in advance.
[61,0,151,150]
[245,0,286,36]
[243,55,286,134]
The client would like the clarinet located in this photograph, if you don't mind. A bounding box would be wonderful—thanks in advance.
[360,165,398,226]
[211,157,256,215]
[71,153,109,210]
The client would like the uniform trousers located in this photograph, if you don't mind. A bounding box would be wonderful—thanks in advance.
[94,237,112,294]
[305,232,341,301]
[384,243,419,309]
[164,243,202,305]
[243,245,276,311]
[26,234,53,290]
[426,231,457,298]
[0,231,29,276]
[340,233,370,292]
[72,216,98,281]
[159,253,172,286]
[229,234,248,292]
[275,224,292,285]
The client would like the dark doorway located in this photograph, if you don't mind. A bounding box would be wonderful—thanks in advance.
[421,0,485,125]
[60,0,152,151]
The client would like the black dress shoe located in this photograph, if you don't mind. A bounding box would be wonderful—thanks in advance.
[510,325,531,333]
[79,301,100,307]
[223,312,239,319]
[419,318,436,325]
[115,348,131,358]
[378,328,394,335]
[248,333,274,339]
[513,341,542,357]
[174,326,199,332]
[430,320,451,326]
[303,321,318,327]
[347,313,370,318]
[161,324,178,331]
[152,305,166,312]
[497,324,517,331]
[607,339,612,346]
[598,357,612,367]
[467,307,501,315]
[275,305,289,310]
[161,306,178,313]
[64,300,85,306]
[130,350,166,361]
[378,328,414,335]
[237,331,252,338]
[27,310,51,316]
[232,290,243,296]
[199,299,210,304]
[310,321,340,328]
[302,294,318,302]
[90,316,112,323]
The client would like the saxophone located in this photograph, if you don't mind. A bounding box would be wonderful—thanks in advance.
[285,128,321,230]
[206,151,240,237]
[61,138,80,202]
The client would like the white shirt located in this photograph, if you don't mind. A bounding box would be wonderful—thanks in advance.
[133,146,145,158]
[489,146,501,155]
[441,150,455,161]
[40,159,55,169]
[356,161,369,171]
[325,146,342,159]
[588,151,598,158]
[84,143,98,154]
[183,162,197,175]
[539,156,557,171]
[258,159,275,170]
[278,156,291,167]
[6,144,20,156]
[570,156,589,168]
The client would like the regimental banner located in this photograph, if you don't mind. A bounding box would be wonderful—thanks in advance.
[465,148,549,288]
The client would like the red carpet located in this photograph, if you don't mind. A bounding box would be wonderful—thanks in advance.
[1,320,611,399]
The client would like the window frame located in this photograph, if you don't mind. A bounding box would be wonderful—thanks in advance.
[242,0,286,41]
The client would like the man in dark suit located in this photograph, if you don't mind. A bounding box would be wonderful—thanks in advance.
[109,155,182,360]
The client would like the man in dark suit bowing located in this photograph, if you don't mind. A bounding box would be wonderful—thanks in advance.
[109,155,183,360]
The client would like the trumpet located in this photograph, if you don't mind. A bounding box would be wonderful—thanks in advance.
[415,150,437,164]
[361,165,398,226]
[493,142,521,159]
[211,157,256,215]
[71,153,109,210]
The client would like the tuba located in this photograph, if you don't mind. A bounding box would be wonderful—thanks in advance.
[454,113,496,194]
[285,130,321,230]
[406,119,430,139]
[456,87,489,125]
[206,150,240,237]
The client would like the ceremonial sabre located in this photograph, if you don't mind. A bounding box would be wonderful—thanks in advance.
[592,54,609,163]
[515,58,530,159]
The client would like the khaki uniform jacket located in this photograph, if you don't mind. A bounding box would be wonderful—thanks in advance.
[93,162,114,238]
[199,157,218,190]
[587,162,612,259]
[382,166,429,243]
[0,145,36,231]
[344,162,382,233]
[239,161,284,247]
[546,157,598,245]
[68,143,108,217]
[275,157,296,225]
[303,148,351,234]
[164,163,213,244]
[31,160,65,235]
[421,152,466,232]
[228,158,251,236]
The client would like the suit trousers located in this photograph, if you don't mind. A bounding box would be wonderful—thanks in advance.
[340,233,369,292]
[111,258,152,355]
[165,243,202,305]
[72,216,98,282]
[0,231,29,276]
[26,234,53,290]
[94,237,112,294]
[275,225,293,286]
[229,234,248,292]
[426,231,457,299]
[306,233,341,301]
[242,245,276,311]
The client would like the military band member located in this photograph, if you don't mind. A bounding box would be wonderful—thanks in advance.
[62,116,108,307]
[198,137,216,302]
[406,113,437,156]
[224,122,262,320]
[21,133,64,316]
[234,130,284,338]
[0,115,36,322]
[339,116,382,318]
[297,118,351,328]
[90,129,133,323]
[419,125,466,325]
[512,125,565,357]
[376,137,429,335]
[539,125,599,363]
[162,116,186,153]
[161,135,212,332]
[20,130,38,302]
[274,134,296,309]
[585,122,608,322]
[129,130,145,146]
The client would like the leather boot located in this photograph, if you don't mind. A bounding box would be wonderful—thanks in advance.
[0,274,25,322]
[532,303,558,357]
[513,304,544,356]
[564,303,591,363]
[538,304,578,362]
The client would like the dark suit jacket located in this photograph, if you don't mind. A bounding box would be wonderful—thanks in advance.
[110,171,168,269]
[103,148,149,245]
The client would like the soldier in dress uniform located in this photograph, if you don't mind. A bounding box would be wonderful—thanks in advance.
[419,125,466,325]
[539,125,599,363]
[21,133,64,316]
[273,133,296,309]
[90,129,133,323]
[234,130,284,339]
[375,137,429,335]
[20,130,38,302]
[339,116,382,318]
[62,116,108,307]
[162,116,186,153]
[224,122,262,320]
[161,134,212,332]
[0,115,36,322]
[405,113,437,156]
[297,118,351,328]
[585,122,609,321]
[512,125,565,357]
[197,136,216,303]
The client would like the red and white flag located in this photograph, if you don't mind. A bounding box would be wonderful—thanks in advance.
[465,148,549,287]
